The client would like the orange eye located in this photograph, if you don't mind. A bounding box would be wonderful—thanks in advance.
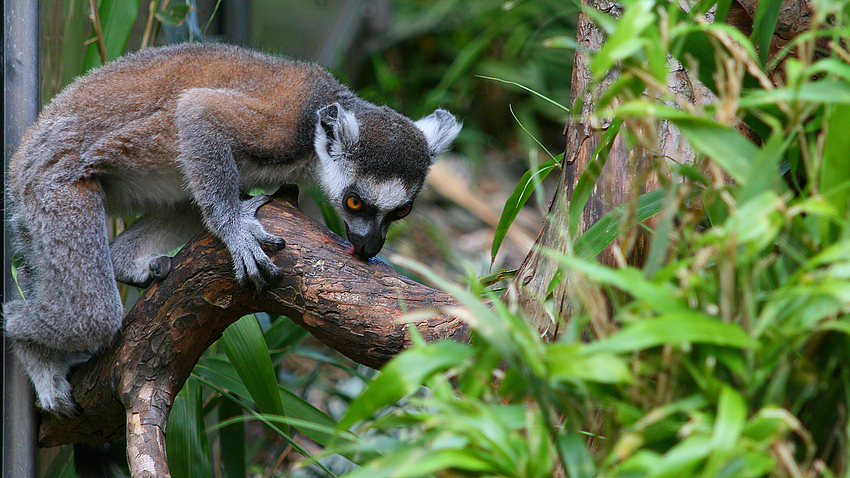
[394,205,412,218]
[345,196,363,211]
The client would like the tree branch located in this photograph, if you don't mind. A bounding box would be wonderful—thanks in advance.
[38,186,467,455]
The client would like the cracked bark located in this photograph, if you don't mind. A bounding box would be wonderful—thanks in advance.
[36,186,467,477]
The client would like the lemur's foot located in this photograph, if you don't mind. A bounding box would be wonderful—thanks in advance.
[35,377,81,417]
[118,256,172,288]
[149,255,172,281]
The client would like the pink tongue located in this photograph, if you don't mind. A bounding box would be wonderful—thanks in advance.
[345,244,357,255]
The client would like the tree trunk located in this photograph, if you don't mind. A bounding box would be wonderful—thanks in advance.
[509,0,816,340]
[37,186,467,476]
[508,0,737,340]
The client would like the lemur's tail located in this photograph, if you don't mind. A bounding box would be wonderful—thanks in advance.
[74,443,128,478]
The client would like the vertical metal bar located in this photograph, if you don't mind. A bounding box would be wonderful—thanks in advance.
[222,0,252,45]
[4,0,39,476]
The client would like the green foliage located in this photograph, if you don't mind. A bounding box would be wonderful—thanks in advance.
[328,0,850,476]
[357,0,577,155]
[35,0,850,476]
[167,377,212,478]
[167,314,350,476]
[82,0,140,70]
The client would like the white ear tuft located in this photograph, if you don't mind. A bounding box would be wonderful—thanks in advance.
[316,103,360,154]
[415,109,462,158]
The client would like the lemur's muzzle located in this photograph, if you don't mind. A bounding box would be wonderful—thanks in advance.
[345,225,386,259]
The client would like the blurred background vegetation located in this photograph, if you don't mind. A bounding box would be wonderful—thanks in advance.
[31,0,850,477]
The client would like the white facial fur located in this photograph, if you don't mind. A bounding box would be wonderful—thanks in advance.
[358,177,412,211]
[314,104,359,203]
[314,103,418,211]
[313,104,458,254]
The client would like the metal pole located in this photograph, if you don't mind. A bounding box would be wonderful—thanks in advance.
[4,0,40,476]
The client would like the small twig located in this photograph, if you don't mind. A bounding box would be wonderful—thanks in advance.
[88,0,108,63]
[140,0,160,49]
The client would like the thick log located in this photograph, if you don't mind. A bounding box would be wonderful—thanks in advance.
[38,186,467,451]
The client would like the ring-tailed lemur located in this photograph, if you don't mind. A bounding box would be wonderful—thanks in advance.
[4,42,461,418]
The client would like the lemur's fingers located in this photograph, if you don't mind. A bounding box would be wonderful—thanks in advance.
[234,248,280,290]
[243,194,286,249]
[230,226,283,290]
[242,193,274,216]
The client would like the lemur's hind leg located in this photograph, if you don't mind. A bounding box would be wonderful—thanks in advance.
[4,179,124,414]
[110,202,204,288]
[9,337,90,416]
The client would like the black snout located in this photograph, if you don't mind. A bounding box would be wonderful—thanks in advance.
[345,225,386,259]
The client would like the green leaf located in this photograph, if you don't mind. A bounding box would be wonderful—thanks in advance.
[741,80,850,107]
[339,341,475,428]
[672,23,760,94]
[167,377,211,478]
[83,0,140,71]
[217,397,246,478]
[196,355,338,446]
[714,387,748,449]
[342,448,496,478]
[714,0,734,22]
[478,75,570,113]
[587,312,755,354]
[806,58,850,82]
[736,133,790,204]
[820,103,850,222]
[195,357,254,404]
[573,188,667,260]
[550,255,689,314]
[558,430,597,478]
[702,386,748,477]
[649,434,712,478]
[726,191,784,256]
[304,184,346,236]
[423,26,498,113]
[750,0,784,66]
[590,0,656,79]
[155,3,191,27]
[491,155,559,262]
[568,119,624,239]
[615,101,759,182]
[546,344,632,384]
[220,315,286,417]
[264,314,309,358]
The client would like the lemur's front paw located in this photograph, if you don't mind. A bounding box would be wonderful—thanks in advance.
[230,195,286,290]
[231,237,284,290]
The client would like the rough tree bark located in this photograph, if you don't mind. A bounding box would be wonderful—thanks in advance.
[37,186,467,477]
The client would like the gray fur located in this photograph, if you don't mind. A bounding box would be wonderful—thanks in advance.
[3,43,461,414]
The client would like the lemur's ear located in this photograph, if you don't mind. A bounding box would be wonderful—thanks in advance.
[415,109,462,158]
[317,103,359,153]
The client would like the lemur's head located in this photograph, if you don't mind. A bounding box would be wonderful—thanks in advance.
[314,102,461,259]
